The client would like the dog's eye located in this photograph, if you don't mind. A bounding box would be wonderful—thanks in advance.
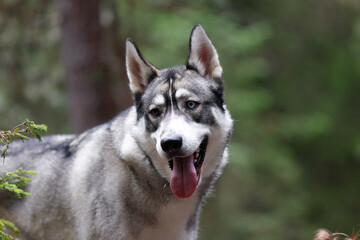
[185,101,199,110]
[149,108,161,117]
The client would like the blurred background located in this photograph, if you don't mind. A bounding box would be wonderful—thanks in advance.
[1,0,360,239]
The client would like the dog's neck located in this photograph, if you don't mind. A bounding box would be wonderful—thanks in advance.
[110,107,216,239]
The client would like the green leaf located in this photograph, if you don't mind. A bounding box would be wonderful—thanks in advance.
[32,124,48,133]
[32,131,42,142]
[20,170,36,175]
[0,119,48,160]
[1,149,7,159]
[0,219,20,239]
[0,230,18,240]
[13,133,29,141]
[0,219,19,234]
[0,169,36,198]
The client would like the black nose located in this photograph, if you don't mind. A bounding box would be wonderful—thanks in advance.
[161,136,183,154]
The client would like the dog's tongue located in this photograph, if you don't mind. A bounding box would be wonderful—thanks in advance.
[170,156,197,198]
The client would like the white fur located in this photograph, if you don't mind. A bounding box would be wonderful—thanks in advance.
[153,114,210,160]
[120,108,145,162]
[138,196,198,240]
[175,88,199,102]
[201,106,233,178]
[152,94,166,106]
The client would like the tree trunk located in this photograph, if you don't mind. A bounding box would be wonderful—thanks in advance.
[57,0,118,133]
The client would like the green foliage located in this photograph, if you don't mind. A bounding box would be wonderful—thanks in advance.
[0,168,36,198]
[0,169,34,238]
[0,219,19,236]
[0,119,48,160]
[0,120,46,239]
[0,230,18,240]
[0,0,67,134]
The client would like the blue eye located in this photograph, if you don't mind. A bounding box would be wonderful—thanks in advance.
[186,101,198,109]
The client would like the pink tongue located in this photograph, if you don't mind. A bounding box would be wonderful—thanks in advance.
[170,156,197,198]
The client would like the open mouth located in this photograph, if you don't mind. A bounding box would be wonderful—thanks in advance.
[168,137,208,176]
[167,137,208,198]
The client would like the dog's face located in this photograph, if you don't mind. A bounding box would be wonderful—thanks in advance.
[126,25,233,198]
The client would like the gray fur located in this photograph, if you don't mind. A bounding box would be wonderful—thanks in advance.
[0,24,233,240]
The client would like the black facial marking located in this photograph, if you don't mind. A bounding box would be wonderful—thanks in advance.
[133,68,158,104]
[136,78,171,132]
[147,70,158,87]
[186,64,197,72]
[144,114,158,132]
[135,78,164,121]
[193,102,216,125]
[135,65,225,132]
[211,84,225,112]
[169,77,180,112]
[163,68,178,81]
[136,99,145,121]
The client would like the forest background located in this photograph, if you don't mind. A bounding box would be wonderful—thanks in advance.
[0,0,359,239]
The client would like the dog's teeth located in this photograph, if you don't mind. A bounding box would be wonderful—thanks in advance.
[194,152,199,160]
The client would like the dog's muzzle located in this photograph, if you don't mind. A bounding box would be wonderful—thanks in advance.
[164,137,208,198]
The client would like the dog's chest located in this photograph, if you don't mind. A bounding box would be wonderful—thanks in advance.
[138,196,198,240]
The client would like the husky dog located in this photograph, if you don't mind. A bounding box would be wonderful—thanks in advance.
[0,24,233,240]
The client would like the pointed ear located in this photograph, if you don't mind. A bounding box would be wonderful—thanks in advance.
[186,24,222,81]
[126,38,159,95]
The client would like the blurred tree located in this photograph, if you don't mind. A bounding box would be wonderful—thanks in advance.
[0,0,68,133]
[57,0,117,133]
[0,0,359,239]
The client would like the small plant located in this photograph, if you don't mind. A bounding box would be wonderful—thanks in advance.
[0,119,47,161]
[0,168,36,198]
[0,120,47,240]
[0,219,19,240]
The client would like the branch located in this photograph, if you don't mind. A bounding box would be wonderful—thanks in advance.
[0,119,47,161]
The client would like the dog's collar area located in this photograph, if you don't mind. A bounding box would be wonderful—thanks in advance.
[168,136,208,178]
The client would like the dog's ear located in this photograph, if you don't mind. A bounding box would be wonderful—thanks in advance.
[186,24,222,81]
[126,38,159,95]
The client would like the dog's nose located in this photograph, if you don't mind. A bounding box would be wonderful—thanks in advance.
[161,136,183,154]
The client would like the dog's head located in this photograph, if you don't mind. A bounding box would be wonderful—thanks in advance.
[126,24,233,198]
